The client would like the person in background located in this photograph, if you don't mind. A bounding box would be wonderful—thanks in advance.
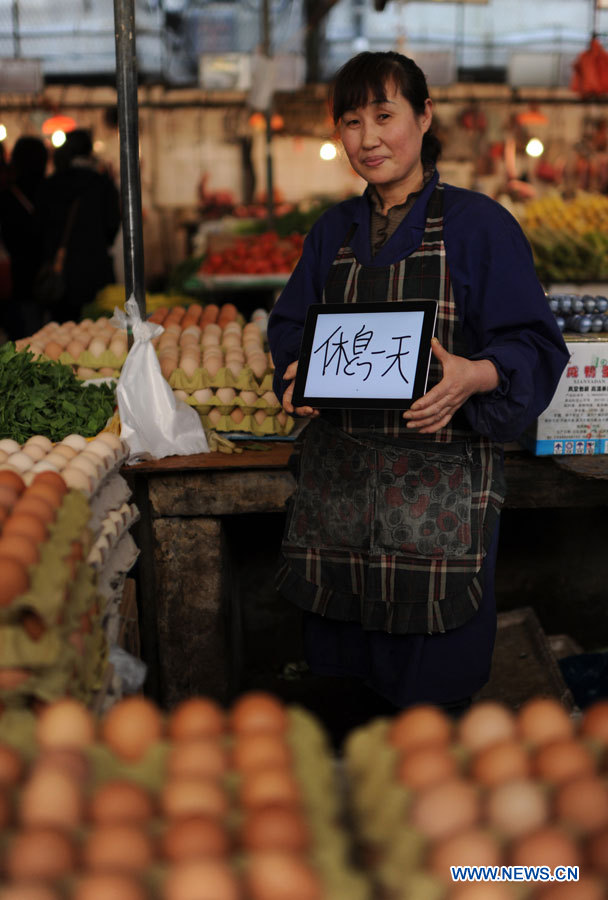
[36,128,120,323]
[0,135,48,338]
[267,51,569,732]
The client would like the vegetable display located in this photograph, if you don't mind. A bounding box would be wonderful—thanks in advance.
[0,343,115,443]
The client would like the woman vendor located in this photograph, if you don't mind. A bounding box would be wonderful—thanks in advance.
[267,51,569,715]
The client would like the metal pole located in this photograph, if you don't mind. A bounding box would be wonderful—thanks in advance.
[113,0,146,318]
[262,0,275,223]
[11,0,20,58]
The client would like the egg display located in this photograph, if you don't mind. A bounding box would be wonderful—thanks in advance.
[0,431,140,714]
[344,698,608,899]
[0,693,371,900]
[16,304,293,439]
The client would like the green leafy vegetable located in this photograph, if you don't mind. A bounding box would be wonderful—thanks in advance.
[0,342,116,443]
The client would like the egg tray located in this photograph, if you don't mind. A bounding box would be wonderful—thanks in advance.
[87,472,133,536]
[86,503,140,573]
[198,410,295,438]
[59,348,127,371]
[168,364,274,395]
[0,706,372,900]
[0,491,95,627]
[0,618,108,709]
[343,717,608,900]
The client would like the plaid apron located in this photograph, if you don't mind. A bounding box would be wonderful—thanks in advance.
[278,185,506,634]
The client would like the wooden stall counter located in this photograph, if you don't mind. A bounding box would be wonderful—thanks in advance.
[124,442,608,710]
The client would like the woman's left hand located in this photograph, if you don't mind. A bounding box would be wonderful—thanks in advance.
[402,338,500,433]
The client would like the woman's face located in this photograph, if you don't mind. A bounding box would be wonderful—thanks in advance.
[338,80,432,198]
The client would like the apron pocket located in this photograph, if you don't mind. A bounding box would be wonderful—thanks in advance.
[373,445,473,558]
[286,423,372,550]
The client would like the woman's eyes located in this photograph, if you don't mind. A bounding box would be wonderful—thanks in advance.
[344,112,391,127]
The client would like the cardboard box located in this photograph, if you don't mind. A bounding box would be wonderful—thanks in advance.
[521,334,608,455]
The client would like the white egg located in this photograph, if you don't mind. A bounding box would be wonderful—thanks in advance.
[30,459,62,474]
[22,443,46,462]
[24,435,53,453]
[42,452,68,471]
[0,450,7,464]
[70,454,102,483]
[62,466,93,496]
[6,451,34,473]
[95,432,123,452]
[60,434,88,452]
[0,439,21,455]
[85,440,116,468]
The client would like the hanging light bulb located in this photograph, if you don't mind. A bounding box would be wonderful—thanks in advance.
[525,138,544,158]
[320,142,337,161]
[0,124,7,141]
[51,130,67,148]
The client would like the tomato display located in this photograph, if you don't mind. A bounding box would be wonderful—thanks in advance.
[199,232,304,277]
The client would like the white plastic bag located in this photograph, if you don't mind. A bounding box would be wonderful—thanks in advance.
[112,296,209,462]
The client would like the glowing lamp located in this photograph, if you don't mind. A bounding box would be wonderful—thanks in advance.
[320,142,337,161]
[42,115,77,136]
[525,138,544,158]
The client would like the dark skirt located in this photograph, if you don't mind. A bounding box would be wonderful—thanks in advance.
[301,519,500,709]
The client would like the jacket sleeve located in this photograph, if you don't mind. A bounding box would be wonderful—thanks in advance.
[444,192,570,443]
[267,211,341,402]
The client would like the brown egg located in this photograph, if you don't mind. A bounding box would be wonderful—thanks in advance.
[241,807,311,853]
[0,482,19,508]
[0,741,24,785]
[428,827,503,883]
[470,739,531,787]
[19,763,83,828]
[239,768,301,811]
[586,826,608,874]
[66,339,86,359]
[82,824,155,874]
[0,783,12,828]
[231,733,292,775]
[204,357,223,378]
[245,851,322,900]
[13,494,56,525]
[88,779,155,825]
[230,408,245,425]
[389,704,452,752]
[168,697,226,741]
[458,702,516,753]
[21,443,46,462]
[6,826,77,881]
[180,356,199,379]
[35,746,90,783]
[101,695,163,761]
[555,774,608,834]
[161,777,228,821]
[510,824,581,869]
[0,534,39,567]
[581,700,608,746]
[0,470,25,494]
[0,556,29,606]
[29,471,68,496]
[88,337,108,357]
[72,873,148,900]
[166,740,227,781]
[230,692,288,736]
[163,859,240,900]
[539,876,606,900]
[44,340,64,360]
[486,777,549,838]
[36,698,96,750]
[396,744,459,790]
[517,697,574,746]
[410,776,479,841]
[3,512,47,543]
[533,737,596,784]
[161,816,231,862]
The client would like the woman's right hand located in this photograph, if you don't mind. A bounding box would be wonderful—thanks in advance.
[282,361,320,418]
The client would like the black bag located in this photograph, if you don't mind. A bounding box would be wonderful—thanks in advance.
[32,199,79,307]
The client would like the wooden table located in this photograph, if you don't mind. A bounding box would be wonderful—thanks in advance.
[124,444,608,709]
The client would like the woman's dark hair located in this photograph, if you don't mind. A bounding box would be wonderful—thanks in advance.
[329,51,441,166]
[10,136,48,182]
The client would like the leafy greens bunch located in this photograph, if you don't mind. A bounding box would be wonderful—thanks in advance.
[0,342,116,442]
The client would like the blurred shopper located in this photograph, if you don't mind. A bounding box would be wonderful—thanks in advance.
[35,128,120,323]
[0,136,48,338]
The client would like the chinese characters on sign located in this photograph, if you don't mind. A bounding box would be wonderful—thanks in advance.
[303,310,427,401]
